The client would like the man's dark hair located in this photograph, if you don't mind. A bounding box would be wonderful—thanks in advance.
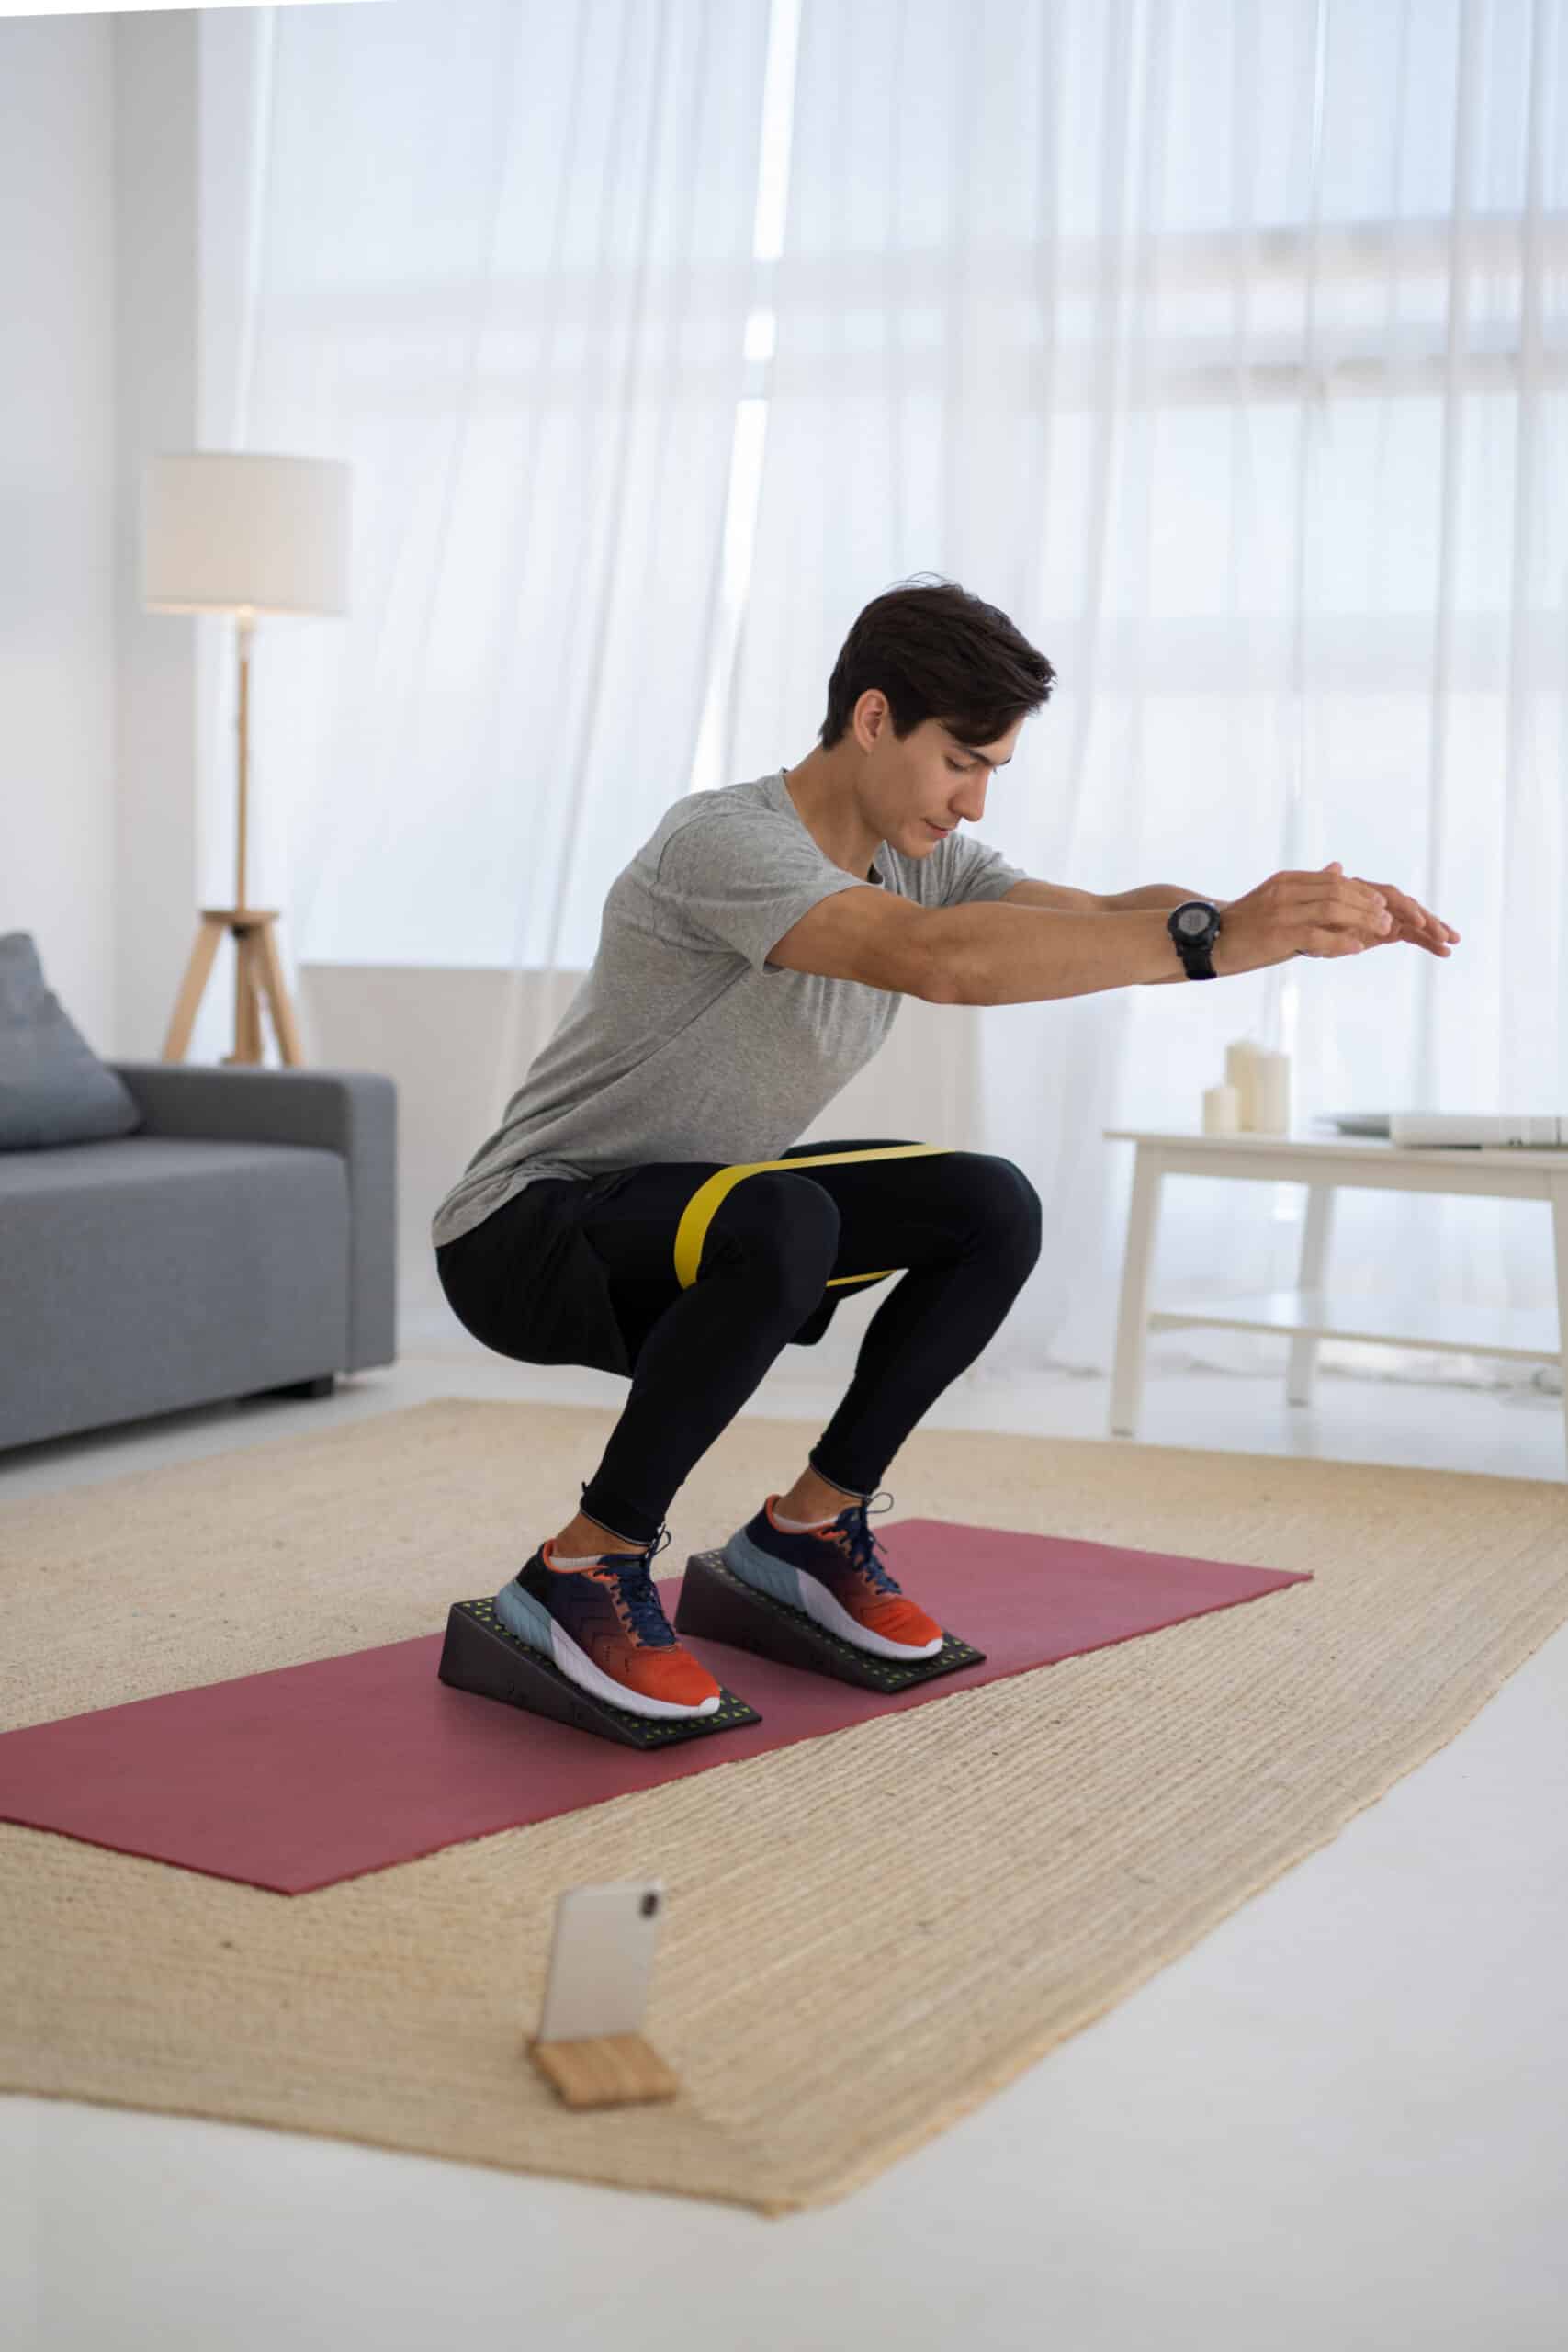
[818,575,1055,752]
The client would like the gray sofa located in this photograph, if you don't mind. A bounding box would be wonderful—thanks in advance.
[0,1059,398,1455]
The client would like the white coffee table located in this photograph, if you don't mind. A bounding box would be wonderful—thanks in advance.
[1103,1125,1568,1473]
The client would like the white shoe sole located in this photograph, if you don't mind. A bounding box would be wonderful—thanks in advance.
[494,1580,720,1720]
[723,1528,944,1660]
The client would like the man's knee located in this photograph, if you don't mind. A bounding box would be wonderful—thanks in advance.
[951,1151,1043,1265]
[705,1169,841,1305]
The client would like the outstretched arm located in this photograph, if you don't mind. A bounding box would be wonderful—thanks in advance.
[770,884,1186,1002]
[999,878,1230,982]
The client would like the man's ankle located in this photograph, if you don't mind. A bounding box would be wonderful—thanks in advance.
[550,1513,643,1558]
[774,1476,860,1524]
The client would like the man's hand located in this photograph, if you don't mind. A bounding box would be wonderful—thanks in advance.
[1216,861,1461,978]
[1281,863,1459,961]
[1346,877,1460,957]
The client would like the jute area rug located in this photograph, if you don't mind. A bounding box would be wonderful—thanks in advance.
[3,1396,1565,2217]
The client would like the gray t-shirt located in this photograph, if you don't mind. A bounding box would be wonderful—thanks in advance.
[430,764,1026,1249]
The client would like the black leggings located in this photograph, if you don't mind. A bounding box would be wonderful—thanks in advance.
[442,1136,1042,1549]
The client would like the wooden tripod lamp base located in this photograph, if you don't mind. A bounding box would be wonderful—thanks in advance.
[162,908,305,1068]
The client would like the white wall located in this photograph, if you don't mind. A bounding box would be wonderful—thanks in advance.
[0,13,116,1045]
[111,6,202,1067]
[0,9,201,1063]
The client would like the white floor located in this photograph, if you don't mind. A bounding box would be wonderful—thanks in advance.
[4,1336,1566,2352]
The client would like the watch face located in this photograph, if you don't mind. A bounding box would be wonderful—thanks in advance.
[1177,906,1210,935]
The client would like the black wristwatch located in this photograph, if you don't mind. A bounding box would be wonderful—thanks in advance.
[1167,899,1222,979]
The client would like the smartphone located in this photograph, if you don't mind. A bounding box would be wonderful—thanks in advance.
[536,1879,665,2043]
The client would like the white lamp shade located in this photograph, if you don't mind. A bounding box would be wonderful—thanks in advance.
[142,452,351,616]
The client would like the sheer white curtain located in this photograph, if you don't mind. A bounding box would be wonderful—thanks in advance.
[197,0,777,1059]
[728,0,1567,1389]
[202,0,1567,1396]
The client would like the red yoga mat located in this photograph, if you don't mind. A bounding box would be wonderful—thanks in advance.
[0,1518,1310,1894]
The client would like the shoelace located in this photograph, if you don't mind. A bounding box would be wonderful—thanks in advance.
[826,1489,900,1593]
[599,1526,677,1647]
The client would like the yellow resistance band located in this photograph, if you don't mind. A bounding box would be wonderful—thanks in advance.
[671,1143,953,1293]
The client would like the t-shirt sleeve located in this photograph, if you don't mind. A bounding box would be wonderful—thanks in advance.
[652,809,873,978]
[932,830,1029,907]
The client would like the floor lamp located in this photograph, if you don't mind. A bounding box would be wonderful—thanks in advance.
[144,452,351,1067]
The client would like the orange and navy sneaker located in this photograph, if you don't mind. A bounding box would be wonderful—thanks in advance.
[493,1528,723,1721]
[721,1488,944,1661]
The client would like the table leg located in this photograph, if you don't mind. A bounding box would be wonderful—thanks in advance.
[1551,1172,1568,1480]
[1110,1144,1164,1438]
[1287,1181,1337,1407]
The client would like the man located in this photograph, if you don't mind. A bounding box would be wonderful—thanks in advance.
[433,579,1458,1724]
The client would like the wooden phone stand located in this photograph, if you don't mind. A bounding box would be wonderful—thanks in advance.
[527,2033,679,2109]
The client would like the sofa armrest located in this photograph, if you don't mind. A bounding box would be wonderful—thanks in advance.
[108,1062,398,1370]
[109,1060,390,1154]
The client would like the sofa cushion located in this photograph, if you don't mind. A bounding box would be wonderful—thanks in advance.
[0,1132,351,1452]
[0,933,142,1149]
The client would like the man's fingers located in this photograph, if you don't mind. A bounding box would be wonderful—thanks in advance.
[1356,880,1461,954]
[1266,873,1461,963]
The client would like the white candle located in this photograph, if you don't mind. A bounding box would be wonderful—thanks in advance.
[1252,1050,1291,1134]
[1202,1081,1242,1136]
[1224,1039,1261,1128]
